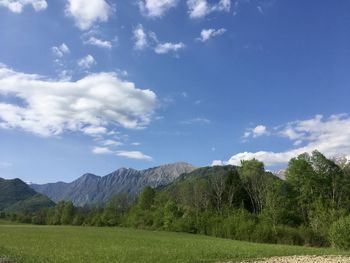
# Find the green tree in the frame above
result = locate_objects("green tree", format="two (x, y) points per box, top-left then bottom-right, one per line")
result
(138, 187), (156, 210)
(61, 201), (74, 225)
(239, 159), (267, 213)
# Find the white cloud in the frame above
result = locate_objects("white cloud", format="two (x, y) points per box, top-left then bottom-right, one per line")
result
(215, 114), (350, 166)
(0, 64), (158, 137)
(0, 0), (47, 13)
(117, 151), (152, 161)
(138, 0), (178, 17)
(77, 54), (96, 69)
(92, 146), (112, 154)
(65, 0), (112, 30)
(101, 139), (123, 146)
(52, 43), (70, 58)
(133, 24), (185, 55)
(243, 125), (268, 139)
(131, 142), (141, 146)
(82, 126), (107, 135)
(84, 36), (112, 49)
(133, 24), (148, 50)
(252, 125), (267, 137)
(198, 28), (226, 42)
(155, 42), (185, 54)
(187, 0), (230, 19)
(181, 118), (211, 125)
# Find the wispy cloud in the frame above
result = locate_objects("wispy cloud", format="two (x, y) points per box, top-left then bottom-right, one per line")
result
(197, 28), (226, 42)
(154, 42), (185, 54)
(187, 0), (230, 19)
(77, 54), (96, 69)
(181, 118), (211, 125)
(52, 43), (70, 58)
(84, 36), (112, 49)
(133, 24), (148, 50)
(133, 24), (185, 55)
(116, 150), (153, 161)
(102, 139), (123, 146)
(92, 146), (112, 154)
(138, 0), (179, 17)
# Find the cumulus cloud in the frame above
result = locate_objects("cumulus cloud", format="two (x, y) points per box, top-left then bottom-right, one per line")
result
(65, 0), (112, 30)
(0, 0), (47, 13)
(116, 150), (152, 161)
(133, 24), (148, 50)
(244, 125), (268, 138)
(198, 28), (226, 42)
(52, 43), (70, 58)
(77, 54), (96, 69)
(154, 42), (185, 54)
(0, 64), (158, 137)
(187, 0), (230, 19)
(84, 36), (112, 49)
(92, 146), (112, 154)
(214, 114), (350, 166)
(138, 0), (178, 17)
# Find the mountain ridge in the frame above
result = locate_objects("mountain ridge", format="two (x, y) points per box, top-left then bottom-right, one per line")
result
(31, 162), (195, 206)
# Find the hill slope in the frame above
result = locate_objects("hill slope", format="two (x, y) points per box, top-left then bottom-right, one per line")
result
(31, 162), (195, 206)
(0, 177), (55, 212)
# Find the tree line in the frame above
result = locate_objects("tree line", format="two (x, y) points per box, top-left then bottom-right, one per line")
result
(2, 150), (350, 249)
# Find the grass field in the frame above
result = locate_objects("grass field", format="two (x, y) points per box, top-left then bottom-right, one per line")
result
(0, 223), (349, 263)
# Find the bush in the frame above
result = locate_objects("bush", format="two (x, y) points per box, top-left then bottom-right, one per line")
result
(329, 216), (350, 249)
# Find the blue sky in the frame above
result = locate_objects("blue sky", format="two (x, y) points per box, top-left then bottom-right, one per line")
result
(0, 0), (350, 183)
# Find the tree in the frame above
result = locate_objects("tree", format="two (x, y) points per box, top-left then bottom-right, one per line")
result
(211, 173), (226, 213)
(138, 187), (156, 210)
(285, 153), (317, 223)
(239, 159), (267, 213)
(102, 201), (118, 226)
(193, 179), (210, 212)
(224, 169), (241, 209)
(61, 201), (74, 225)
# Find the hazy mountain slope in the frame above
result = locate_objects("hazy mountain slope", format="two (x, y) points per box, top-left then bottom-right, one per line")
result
(31, 162), (195, 206)
(0, 177), (55, 212)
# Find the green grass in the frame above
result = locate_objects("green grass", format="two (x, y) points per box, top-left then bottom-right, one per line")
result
(0, 224), (349, 263)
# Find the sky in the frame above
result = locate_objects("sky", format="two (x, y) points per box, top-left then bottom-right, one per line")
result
(0, 0), (350, 184)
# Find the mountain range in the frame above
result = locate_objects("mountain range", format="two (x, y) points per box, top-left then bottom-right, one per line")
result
(31, 162), (195, 206)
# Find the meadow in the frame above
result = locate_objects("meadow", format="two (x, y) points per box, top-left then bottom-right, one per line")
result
(0, 222), (349, 263)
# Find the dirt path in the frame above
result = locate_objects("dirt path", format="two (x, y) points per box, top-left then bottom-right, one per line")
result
(237, 256), (350, 263)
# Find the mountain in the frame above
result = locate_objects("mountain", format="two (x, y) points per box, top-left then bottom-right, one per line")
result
(0, 177), (55, 212)
(31, 162), (195, 206)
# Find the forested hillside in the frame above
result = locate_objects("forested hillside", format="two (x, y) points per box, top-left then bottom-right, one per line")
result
(0, 178), (55, 213)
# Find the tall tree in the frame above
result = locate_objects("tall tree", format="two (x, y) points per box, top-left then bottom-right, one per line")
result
(239, 159), (266, 213)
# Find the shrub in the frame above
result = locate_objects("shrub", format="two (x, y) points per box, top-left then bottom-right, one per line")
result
(329, 216), (350, 249)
